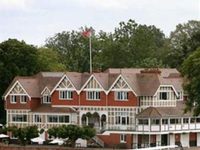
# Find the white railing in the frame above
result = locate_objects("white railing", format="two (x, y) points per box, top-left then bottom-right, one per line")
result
(136, 123), (200, 132)
(107, 124), (135, 131)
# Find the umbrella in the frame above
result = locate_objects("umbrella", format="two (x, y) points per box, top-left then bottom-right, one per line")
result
(0, 134), (9, 138)
(31, 137), (45, 144)
(50, 138), (64, 145)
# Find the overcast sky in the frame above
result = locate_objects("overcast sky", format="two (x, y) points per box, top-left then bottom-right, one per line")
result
(0, 0), (199, 46)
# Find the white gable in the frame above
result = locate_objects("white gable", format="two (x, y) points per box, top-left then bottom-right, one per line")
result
(79, 75), (104, 93)
(4, 81), (30, 99)
(41, 87), (50, 95)
(56, 76), (75, 90)
(85, 77), (102, 89)
(10, 82), (26, 94)
(111, 76), (130, 91)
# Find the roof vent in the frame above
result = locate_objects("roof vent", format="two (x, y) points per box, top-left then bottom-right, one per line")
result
(140, 68), (161, 74)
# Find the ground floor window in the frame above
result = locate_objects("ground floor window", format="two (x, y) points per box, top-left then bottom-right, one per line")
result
(34, 115), (42, 122)
(47, 115), (70, 123)
(12, 114), (27, 122)
(120, 134), (126, 143)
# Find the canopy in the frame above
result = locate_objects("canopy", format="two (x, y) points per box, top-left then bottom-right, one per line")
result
(49, 138), (64, 145)
(0, 134), (9, 138)
(31, 137), (45, 144)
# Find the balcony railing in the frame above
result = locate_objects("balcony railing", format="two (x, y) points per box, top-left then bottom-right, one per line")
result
(136, 123), (200, 132)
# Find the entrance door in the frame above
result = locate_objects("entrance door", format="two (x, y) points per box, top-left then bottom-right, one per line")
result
(190, 133), (197, 147)
(161, 134), (168, 146)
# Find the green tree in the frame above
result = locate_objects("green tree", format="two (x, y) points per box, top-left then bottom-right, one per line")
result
(8, 126), (39, 145)
(48, 125), (95, 147)
(182, 48), (200, 115)
(46, 29), (99, 72)
(82, 126), (96, 140)
(0, 39), (39, 124)
(94, 20), (167, 70)
(48, 126), (60, 138)
(45, 20), (167, 72)
(37, 47), (66, 71)
(167, 20), (200, 68)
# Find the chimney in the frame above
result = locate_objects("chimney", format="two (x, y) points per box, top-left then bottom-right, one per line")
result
(140, 68), (161, 74)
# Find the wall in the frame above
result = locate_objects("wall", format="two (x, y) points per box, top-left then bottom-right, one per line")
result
(51, 91), (79, 106)
(79, 91), (106, 106)
(170, 134), (175, 145)
(98, 133), (133, 149)
(5, 95), (31, 109)
(181, 133), (189, 147)
(107, 91), (138, 107)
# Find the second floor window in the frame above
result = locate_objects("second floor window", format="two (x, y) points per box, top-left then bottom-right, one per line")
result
(43, 95), (51, 103)
(115, 91), (128, 100)
(10, 95), (17, 103)
(59, 91), (73, 100)
(20, 95), (27, 103)
(87, 91), (100, 100)
(159, 92), (168, 100)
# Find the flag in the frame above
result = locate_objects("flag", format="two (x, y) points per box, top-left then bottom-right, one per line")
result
(82, 29), (92, 38)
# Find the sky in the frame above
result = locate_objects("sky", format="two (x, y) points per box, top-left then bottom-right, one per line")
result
(0, 0), (199, 46)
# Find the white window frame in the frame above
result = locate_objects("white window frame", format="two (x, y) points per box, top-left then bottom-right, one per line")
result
(20, 95), (27, 104)
(159, 92), (168, 100)
(12, 114), (27, 123)
(86, 91), (100, 100)
(10, 95), (17, 104)
(120, 134), (126, 143)
(177, 91), (183, 101)
(43, 95), (51, 104)
(47, 115), (70, 123)
(34, 115), (42, 123)
(59, 90), (73, 100)
(115, 91), (128, 101)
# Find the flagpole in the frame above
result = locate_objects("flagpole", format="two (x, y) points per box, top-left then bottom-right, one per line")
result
(89, 33), (92, 73)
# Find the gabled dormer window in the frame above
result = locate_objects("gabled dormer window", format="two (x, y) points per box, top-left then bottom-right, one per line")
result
(59, 91), (73, 100)
(20, 95), (27, 103)
(43, 95), (51, 103)
(10, 95), (17, 103)
(87, 91), (100, 100)
(115, 91), (128, 100)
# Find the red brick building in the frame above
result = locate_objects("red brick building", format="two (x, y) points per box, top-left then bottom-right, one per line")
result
(3, 68), (199, 148)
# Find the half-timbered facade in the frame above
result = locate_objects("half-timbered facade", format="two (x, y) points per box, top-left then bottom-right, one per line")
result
(3, 68), (197, 148)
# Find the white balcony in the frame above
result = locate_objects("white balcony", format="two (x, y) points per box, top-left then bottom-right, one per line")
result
(136, 122), (200, 132)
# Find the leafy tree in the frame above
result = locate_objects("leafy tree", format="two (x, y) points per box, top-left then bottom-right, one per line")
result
(48, 126), (60, 138)
(64, 124), (83, 147)
(0, 39), (39, 124)
(182, 48), (200, 115)
(8, 126), (39, 145)
(48, 125), (95, 147)
(45, 20), (167, 72)
(82, 126), (96, 140)
(96, 20), (167, 70)
(46, 29), (99, 72)
(135, 58), (166, 68)
(167, 20), (200, 68)
(37, 47), (66, 71)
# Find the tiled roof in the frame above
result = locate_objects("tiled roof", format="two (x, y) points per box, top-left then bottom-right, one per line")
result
(31, 104), (76, 113)
(3, 68), (183, 98)
(136, 101), (193, 118)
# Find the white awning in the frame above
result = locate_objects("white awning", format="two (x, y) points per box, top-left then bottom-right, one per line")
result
(0, 134), (9, 138)
(31, 137), (45, 144)
(49, 138), (64, 145)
